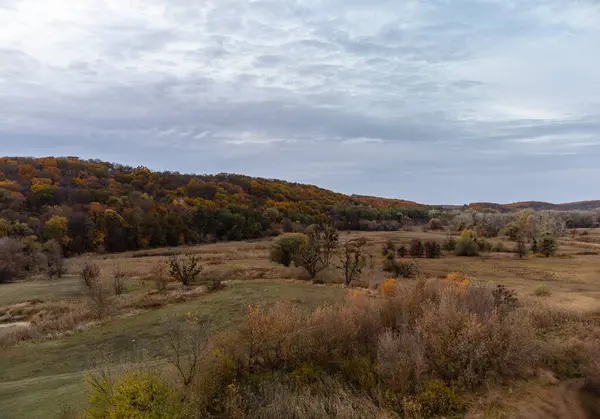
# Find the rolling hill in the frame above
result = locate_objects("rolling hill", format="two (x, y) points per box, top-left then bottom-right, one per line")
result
(0, 156), (429, 254)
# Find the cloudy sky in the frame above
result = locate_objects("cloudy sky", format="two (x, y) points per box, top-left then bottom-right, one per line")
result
(1, 0), (599, 204)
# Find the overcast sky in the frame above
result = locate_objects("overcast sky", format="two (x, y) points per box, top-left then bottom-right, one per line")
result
(1, 0), (599, 204)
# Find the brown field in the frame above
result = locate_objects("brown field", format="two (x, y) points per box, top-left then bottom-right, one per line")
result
(1, 229), (600, 418)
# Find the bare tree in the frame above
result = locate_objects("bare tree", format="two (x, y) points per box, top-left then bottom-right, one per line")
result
(164, 314), (211, 388)
(111, 260), (126, 295)
(152, 260), (169, 291)
(514, 235), (527, 259)
(81, 261), (108, 318)
(169, 254), (203, 286)
(82, 260), (101, 289)
(336, 238), (366, 287)
(43, 239), (65, 279)
(321, 225), (339, 268)
(295, 225), (339, 279)
(0, 238), (26, 283)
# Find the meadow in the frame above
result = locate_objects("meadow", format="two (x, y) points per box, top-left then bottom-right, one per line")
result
(1, 229), (600, 418)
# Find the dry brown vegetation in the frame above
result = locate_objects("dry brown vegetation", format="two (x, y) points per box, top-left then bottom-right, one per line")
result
(82, 277), (600, 418)
(2, 229), (600, 418)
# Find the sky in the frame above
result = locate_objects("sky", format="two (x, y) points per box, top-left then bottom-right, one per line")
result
(1, 0), (600, 205)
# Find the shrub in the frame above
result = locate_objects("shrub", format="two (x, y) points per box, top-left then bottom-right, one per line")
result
(152, 261), (169, 291)
(22, 238), (46, 274)
(539, 233), (557, 257)
(475, 221), (499, 238)
(0, 237), (26, 283)
(377, 330), (427, 400)
(455, 230), (479, 256)
(539, 338), (586, 379)
(429, 218), (443, 230)
(533, 285), (551, 297)
(269, 233), (307, 267)
(442, 235), (457, 252)
(384, 259), (419, 279)
(203, 271), (225, 292)
(81, 260), (108, 319)
(397, 244), (407, 258)
(514, 236), (527, 258)
(409, 239), (424, 258)
(414, 379), (465, 417)
(423, 241), (441, 258)
(477, 238), (492, 252)
(169, 254), (203, 286)
(82, 261), (101, 289)
(530, 238), (539, 254)
(340, 356), (377, 390)
(382, 239), (395, 257)
(43, 239), (65, 279)
(195, 279), (543, 416)
(417, 286), (536, 388)
(492, 285), (519, 313)
(85, 369), (182, 419)
(446, 272), (471, 287)
(381, 279), (397, 297)
(455, 237), (478, 256)
(503, 222), (522, 241)
(192, 350), (237, 416)
(89, 278), (109, 320)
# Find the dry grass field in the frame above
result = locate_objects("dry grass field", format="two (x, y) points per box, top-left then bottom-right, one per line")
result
(1, 229), (600, 418)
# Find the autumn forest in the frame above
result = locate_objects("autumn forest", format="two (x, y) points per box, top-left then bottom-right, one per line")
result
(0, 156), (430, 255)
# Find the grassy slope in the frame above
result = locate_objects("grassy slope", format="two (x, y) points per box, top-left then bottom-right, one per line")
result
(0, 281), (346, 419)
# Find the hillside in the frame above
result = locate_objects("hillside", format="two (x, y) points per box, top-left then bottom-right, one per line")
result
(0, 156), (429, 254)
(469, 201), (600, 212)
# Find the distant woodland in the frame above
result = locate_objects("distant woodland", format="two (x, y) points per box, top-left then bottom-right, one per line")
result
(0, 157), (429, 254)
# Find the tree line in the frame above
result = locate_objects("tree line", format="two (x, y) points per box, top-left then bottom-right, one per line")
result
(0, 156), (430, 255)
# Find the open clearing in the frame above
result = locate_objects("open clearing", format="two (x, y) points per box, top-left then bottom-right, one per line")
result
(1, 230), (600, 418)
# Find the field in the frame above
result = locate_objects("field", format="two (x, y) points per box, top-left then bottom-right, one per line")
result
(1, 230), (600, 418)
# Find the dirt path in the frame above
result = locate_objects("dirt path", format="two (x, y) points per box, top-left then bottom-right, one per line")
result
(553, 379), (588, 419)
(490, 378), (592, 419)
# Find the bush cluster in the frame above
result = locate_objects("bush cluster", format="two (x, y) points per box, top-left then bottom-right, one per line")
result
(455, 229), (480, 256)
(383, 258), (419, 279)
(0, 237), (65, 283)
(187, 279), (538, 416)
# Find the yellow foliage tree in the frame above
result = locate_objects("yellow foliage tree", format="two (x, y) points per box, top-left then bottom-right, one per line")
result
(43, 216), (71, 248)
(30, 177), (54, 194)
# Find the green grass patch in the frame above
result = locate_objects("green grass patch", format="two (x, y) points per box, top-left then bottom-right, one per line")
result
(0, 278), (86, 307)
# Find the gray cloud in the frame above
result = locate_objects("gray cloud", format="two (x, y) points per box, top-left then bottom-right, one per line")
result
(1, 0), (600, 204)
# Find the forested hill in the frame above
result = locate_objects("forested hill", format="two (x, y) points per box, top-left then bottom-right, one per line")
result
(468, 201), (600, 212)
(0, 156), (429, 254)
